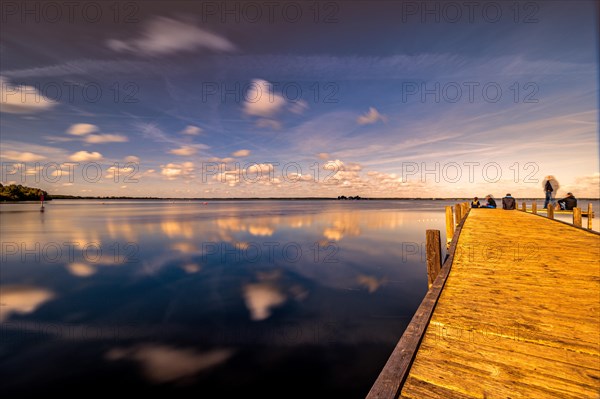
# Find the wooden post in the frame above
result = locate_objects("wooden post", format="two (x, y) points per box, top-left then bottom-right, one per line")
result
(547, 205), (554, 220)
(521, 202), (526, 212)
(532, 202), (537, 214)
(454, 203), (462, 226)
(426, 230), (442, 289)
(573, 208), (582, 228)
(588, 203), (593, 230)
(445, 206), (454, 244)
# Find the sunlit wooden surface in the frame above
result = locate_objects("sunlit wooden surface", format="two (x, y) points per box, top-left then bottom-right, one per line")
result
(400, 209), (600, 398)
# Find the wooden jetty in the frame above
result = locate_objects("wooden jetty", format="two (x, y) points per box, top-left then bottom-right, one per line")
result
(368, 203), (600, 398)
(525, 209), (594, 217)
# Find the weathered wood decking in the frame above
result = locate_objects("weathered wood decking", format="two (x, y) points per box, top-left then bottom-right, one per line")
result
(369, 208), (600, 398)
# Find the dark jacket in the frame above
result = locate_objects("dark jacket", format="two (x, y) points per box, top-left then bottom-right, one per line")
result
(558, 196), (577, 210)
(502, 196), (516, 210)
(471, 200), (480, 208)
(486, 198), (497, 208)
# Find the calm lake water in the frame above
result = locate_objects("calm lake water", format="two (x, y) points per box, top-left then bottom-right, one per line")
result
(0, 199), (597, 396)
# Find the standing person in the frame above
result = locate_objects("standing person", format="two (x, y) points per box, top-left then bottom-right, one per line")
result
(483, 195), (497, 208)
(471, 197), (480, 208)
(542, 175), (559, 209)
(558, 192), (577, 210)
(502, 193), (516, 210)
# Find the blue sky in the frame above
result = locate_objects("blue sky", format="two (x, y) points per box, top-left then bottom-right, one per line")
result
(1, 1), (598, 198)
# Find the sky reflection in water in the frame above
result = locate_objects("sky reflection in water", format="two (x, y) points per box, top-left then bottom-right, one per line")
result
(1, 200), (451, 396)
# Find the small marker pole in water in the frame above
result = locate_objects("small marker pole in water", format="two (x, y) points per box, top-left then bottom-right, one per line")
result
(40, 194), (45, 212)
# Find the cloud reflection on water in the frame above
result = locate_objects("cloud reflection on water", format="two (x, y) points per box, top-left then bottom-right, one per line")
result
(106, 344), (234, 383)
(0, 285), (55, 322)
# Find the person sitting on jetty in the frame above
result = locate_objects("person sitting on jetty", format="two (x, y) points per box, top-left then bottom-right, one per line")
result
(558, 192), (577, 210)
(471, 197), (480, 208)
(502, 193), (516, 210)
(482, 195), (496, 208)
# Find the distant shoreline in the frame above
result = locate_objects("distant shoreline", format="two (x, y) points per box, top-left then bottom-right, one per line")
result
(3, 197), (600, 202)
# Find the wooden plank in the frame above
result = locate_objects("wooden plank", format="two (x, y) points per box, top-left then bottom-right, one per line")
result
(454, 204), (462, 226)
(573, 207), (582, 227)
(426, 230), (442, 288)
(461, 202), (469, 218)
(395, 208), (600, 399)
(588, 203), (594, 230)
(445, 206), (454, 244)
(532, 201), (537, 214)
(525, 209), (594, 217)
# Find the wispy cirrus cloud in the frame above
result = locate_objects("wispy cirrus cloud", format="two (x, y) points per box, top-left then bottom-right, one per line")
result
(137, 123), (209, 153)
(107, 17), (236, 56)
(1, 151), (47, 162)
(1, 141), (70, 163)
(357, 107), (387, 125)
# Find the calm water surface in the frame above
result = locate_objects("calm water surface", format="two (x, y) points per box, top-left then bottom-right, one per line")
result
(0, 199), (596, 396)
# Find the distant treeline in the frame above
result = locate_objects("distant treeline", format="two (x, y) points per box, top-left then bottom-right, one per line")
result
(0, 184), (50, 201)
(50, 194), (162, 199)
(337, 195), (362, 200)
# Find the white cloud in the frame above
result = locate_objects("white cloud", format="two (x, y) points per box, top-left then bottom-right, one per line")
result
(181, 125), (202, 135)
(85, 134), (128, 144)
(231, 149), (250, 157)
(67, 123), (98, 136)
(0, 76), (57, 114)
(106, 17), (236, 56)
(247, 163), (274, 173)
(160, 162), (195, 180)
(320, 160), (367, 189)
(357, 107), (387, 125)
(169, 146), (197, 156)
(124, 155), (140, 163)
(211, 163), (275, 187)
(65, 124), (127, 143)
(243, 79), (286, 118)
(105, 164), (136, 180)
(2, 151), (46, 162)
(207, 156), (235, 164)
(69, 151), (103, 162)
(317, 152), (331, 160)
(255, 118), (282, 130)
